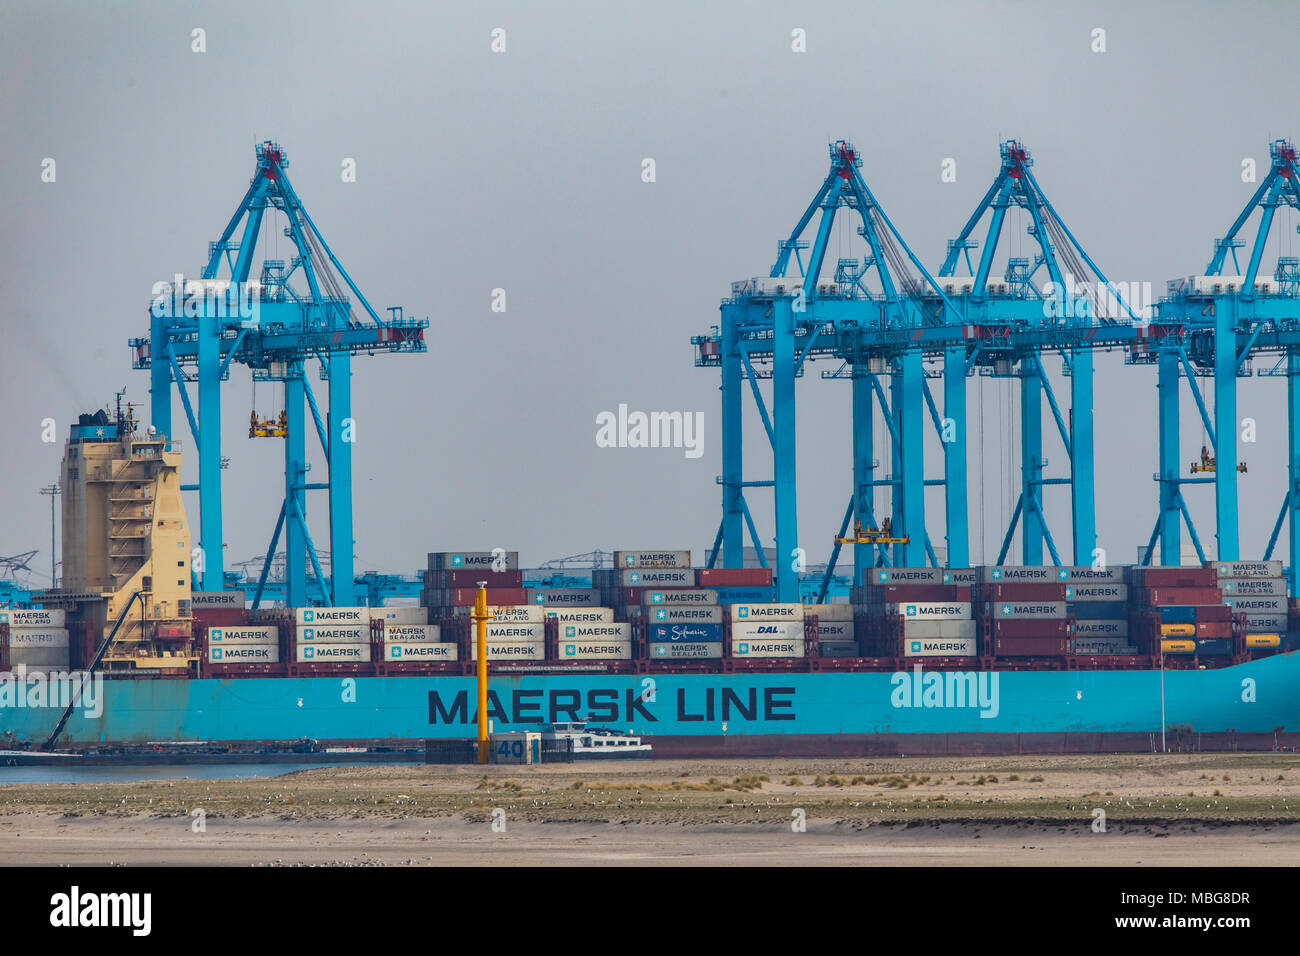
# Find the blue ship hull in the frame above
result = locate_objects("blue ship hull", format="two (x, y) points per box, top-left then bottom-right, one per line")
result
(3, 653), (1297, 754)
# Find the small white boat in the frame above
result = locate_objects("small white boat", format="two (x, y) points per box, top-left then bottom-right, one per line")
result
(540, 720), (652, 757)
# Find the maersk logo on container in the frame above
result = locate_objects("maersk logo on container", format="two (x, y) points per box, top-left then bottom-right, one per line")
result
(595, 404), (703, 459)
(297, 607), (365, 625)
(891, 664), (999, 718)
(988, 567), (1066, 582)
(732, 604), (802, 620)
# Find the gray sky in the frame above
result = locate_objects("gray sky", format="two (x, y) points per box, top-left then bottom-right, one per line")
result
(1, 0), (1297, 584)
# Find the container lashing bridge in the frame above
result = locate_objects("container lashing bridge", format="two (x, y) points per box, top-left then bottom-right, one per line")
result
(130, 142), (428, 608)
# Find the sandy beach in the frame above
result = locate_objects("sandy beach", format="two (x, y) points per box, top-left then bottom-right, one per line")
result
(1, 753), (1297, 865)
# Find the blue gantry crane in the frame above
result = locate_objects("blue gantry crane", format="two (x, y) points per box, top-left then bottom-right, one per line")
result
(931, 141), (1140, 568)
(1140, 139), (1300, 587)
(694, 141), (967, 601)
(130, 142), (427, 609)
(694, 141), (1142, 600)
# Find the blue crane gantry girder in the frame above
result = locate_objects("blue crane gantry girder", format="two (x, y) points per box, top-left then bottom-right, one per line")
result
(128, 141), (428, 609)
(692, 140), (1139, 602)
(1140, 139), (1300, 588)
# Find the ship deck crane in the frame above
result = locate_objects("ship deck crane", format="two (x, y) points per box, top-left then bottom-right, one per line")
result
(130, 142), (428, 608)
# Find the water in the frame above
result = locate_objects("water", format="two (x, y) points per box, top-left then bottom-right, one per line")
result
(0, 762), (356, 785)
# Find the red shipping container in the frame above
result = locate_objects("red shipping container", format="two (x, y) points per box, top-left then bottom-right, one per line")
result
(1195, 621), (1233, 638)
(988, 619), (1070, 638)
(995, 637), (1068, 656)
(863, 585), (970, 603)
(1136, 567), (1216, 588)
(979, 582), (1068, 601)
(440, 587), (528, 606)
(695, 568), (773, 588)
(193, 609), (250, 627)
(1145, 587), (1223, 606)
(431, 567), (522, 590)
(1193, 604), (1232, 622)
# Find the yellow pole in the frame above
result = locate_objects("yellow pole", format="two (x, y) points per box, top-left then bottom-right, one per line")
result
(472, 582), (492, 764)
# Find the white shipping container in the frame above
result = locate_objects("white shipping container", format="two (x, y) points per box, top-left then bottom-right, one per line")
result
(1243, 613), (1288, 630)
(620, 569), (693, 587)
(5, 647), (71, 668)
(384, 623), (442, 643)
(468, 641), (545, 661)
(190, 591), (246, 609)
(649, 642), (722, 659)
(1225, 596), (1285, 613)
(942, 569), (977, 585)
(542, 607), (615, 624)
(1072, 619), (1129, 637)
(727, 603), (804, 621)
(731, 620), (804, 642)
(207, 625), (278, 645)
(870, 567), (945, 585)
(900, 619), (978, 639)
(1065, 583), (1128, 602)
(298, 624), (369, 643)
(485, 621), (545, 641)
(994, 601), (1067, 619)
(1220, 578), (1287, 596)
(527, 589), (601, 606)
(6, 628), (70, 647)
(1057, 566), (1125, 584)
(369, 606), (427, 625)
(615, 550), (692, 569)
(887, 602), (972, 621)
(0, 608), (66, 627)
(295, 606), (368, 626)
(802, 603), (854, 621)
(643, 589), (719, 605)
(731, 636), (805, 658)
(902, 636), (978, 657)
(558, 640), (633, 660)
(646, 605), (723, 624)
(450, 604), (547, 623)
(1071, 639), (1136, 656)
(384, 642), (458, 662)
(430, 551), (519, 571)
(814, 620), (855, 641)
(296, 643), (370, 662)
(558, 622), (632, 641)
(209, 644), (279, 663)
(981, 566), (1067, 583)
(1210, 560), (1283, 578)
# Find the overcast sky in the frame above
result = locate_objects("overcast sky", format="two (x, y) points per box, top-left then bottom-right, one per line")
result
(1, 0), (1297, 585)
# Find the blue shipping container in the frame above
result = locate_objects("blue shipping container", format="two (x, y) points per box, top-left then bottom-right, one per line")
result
(1160, 606), (1198, 625)
(647, 622), (724, 643)
(715, 587), (772, 604)
(1067, 600), (1127, 620)
(1195, 638), (1233, 655)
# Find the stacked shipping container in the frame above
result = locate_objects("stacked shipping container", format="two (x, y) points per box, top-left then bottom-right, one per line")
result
(852, 567), (978, 659)
(0, 608), (70, 672)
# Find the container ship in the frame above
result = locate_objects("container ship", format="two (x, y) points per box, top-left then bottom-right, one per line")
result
(1, 404), (1298, 757)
